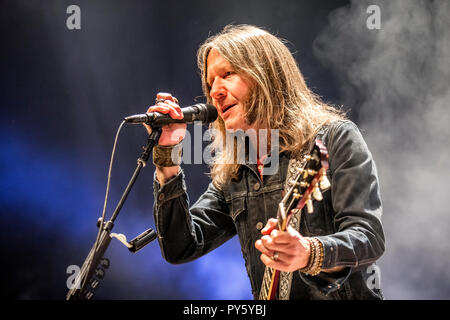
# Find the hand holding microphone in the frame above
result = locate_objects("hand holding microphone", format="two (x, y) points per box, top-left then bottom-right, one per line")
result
(142, 93), (187, 146)
(125, 92), (218, 146)
(126, 92), (217, 185)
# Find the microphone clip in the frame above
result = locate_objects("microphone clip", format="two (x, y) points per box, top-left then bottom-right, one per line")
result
(96, 218), (158, 253)
(109, 228), (157, 253)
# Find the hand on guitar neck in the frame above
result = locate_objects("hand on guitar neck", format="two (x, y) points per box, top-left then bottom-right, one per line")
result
(255, 218), (344, 273)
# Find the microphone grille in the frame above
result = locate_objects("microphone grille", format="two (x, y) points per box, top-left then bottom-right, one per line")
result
(197, 103), (218, 123)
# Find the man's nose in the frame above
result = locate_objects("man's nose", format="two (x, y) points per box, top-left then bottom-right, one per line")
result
(210, 79), (226, 101)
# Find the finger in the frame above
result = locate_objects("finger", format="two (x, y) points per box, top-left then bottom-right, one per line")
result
(156, 92), (179, 105)
(146, 105), (171, 114)
(255, 239), (275, 257)
(259, 253), (289, 271)
(260, 235), (285, 251)
(163, 100), (183, 119)
(148, 104), (182, 120)
(261, 218), (278, 235)
(261, 235), (296, 258)
(270, 229), (294, 245)
(152, 100), (183, 119)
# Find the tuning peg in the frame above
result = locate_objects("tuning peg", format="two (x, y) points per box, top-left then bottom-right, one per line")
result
(94, 268), (105, 279)
(99, 257), (110, 269)
(303, 169), (309, 179)
(90, 279), (100, 290)
(292, 188), (301, 199)
(306, 197), (314, 214)
(313, 186), (323, 201)
(319, 171), (331, 190)
(84, 291), (94, 300)
(297, 181), (309, 188)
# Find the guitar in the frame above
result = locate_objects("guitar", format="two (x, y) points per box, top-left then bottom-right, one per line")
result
(258, 139), (331, 300)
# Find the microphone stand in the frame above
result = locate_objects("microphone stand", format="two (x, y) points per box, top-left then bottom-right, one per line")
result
(66, 127), (162, 300)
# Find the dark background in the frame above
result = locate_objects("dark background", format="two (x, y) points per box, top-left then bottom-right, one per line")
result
(2, 0), (449, 300)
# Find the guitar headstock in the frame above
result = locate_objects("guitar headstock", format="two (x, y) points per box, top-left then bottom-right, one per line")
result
(278, 139), (330, 229)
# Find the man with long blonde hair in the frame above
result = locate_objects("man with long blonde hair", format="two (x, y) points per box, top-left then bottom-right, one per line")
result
(145, 25), (385, 299)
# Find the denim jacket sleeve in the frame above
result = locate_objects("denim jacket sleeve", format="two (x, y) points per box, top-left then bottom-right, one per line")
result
(299, 120), (385, 293)
(153, 170), (236, 264)
(318, 120), (385, 267)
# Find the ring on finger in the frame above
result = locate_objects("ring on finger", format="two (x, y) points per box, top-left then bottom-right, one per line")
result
(271, 251), (279, 261)
(155, 98), (166, 104)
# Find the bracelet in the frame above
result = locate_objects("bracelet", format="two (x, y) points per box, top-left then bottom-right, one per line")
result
(152, 142), (183, 167)
(309, 238), (324, 276)
(299, 237), (324, 276)
(299, 238), (315, 273)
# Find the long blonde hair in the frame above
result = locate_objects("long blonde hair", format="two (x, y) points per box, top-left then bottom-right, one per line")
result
(197, 25), (345, 188)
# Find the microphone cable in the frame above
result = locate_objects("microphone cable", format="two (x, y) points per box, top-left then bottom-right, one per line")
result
(77, 120), (126, 294)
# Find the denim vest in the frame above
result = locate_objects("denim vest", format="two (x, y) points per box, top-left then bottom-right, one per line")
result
(153, 120), (385, 299)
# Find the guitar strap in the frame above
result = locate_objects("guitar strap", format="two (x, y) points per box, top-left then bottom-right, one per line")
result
(278, 157), (305, 300)
(278, 125), (329, 300)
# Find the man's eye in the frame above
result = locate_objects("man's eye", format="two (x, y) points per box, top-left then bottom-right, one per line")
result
(225, 71), (234, 77)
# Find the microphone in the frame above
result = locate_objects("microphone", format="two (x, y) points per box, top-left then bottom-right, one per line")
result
(124, 103), (218, 127)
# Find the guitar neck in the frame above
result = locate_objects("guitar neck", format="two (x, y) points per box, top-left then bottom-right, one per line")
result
(257, 139), (330, 300)
(259, 266), (276, 300)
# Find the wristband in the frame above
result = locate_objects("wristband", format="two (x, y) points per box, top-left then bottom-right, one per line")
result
(152, 142), (183, 167)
